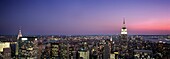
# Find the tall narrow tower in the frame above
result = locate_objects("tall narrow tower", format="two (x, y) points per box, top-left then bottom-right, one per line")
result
(16, 27), (22, 57)
(121, 18), (127, 40)
(17, 27), (22, 40)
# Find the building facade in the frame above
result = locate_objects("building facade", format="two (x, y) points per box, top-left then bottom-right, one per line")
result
(18, 37), (38, 59)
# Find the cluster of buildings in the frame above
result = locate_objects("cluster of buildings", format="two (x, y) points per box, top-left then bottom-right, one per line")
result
(0, 19), (170, 59)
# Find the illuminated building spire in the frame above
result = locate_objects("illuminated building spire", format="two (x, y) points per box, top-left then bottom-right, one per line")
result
(123, 18), (125, 24)
(123, 18), (126, 27)
(121, 18), (127, 35)
(17, 27), (22, 39)
(16, 27), (22, 57)
(110, 36), (113, 41)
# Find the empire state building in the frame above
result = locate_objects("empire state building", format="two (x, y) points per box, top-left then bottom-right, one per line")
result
(121, 18), (128, 40)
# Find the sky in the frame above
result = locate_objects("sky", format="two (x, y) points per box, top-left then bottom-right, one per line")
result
(0, 0), (170, 35)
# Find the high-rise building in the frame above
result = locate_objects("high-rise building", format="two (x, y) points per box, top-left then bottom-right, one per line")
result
(0, 42), (10, 52)
(79, 50), (89, 59)
(18, 37), (38, 59)
(50, 43), (59, 59)
(16, 28), (22, 57)
(120, 18), (128, 40)
(119, 18), (129, 58)
(3, 48), (11, 59)
(103, 43), (110, 59)
(79, 42), (90, 59)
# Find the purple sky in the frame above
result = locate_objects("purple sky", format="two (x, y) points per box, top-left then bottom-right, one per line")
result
(0, 0), (170, 35)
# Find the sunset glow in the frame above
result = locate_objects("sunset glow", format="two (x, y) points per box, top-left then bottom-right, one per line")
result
(0, 0), (170, 35)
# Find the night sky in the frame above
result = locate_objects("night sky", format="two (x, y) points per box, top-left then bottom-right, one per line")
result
(0, 0), (170, 35)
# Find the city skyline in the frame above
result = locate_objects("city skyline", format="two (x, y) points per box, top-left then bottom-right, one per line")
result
(0, 0), (170, 35)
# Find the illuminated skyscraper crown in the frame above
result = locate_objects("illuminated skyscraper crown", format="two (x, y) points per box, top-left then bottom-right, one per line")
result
(121, 18), (127, 34)
(122, 18), (126, 29)
(17, 27), (22, 39)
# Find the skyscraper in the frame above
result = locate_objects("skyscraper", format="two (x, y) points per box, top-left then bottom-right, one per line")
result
(16, 27), (22, 58)
(120, 18), (128, 40)
(17, 27), (22, 40)
(18, 37), (38, 59)
(119, 18), (129, 58)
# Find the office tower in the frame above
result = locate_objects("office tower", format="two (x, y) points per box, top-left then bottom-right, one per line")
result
(79, 42), (89, 59)
(60, 43), (68, 59)
(16, 28), (22, 57)
(119, 18), (129, 59)
(91, 50), (98, 59)
(50, 42), (59, 59)
(120, 18), (128, 41)
(103, 42), (110, 59)
(18, 37), (38, 59)
(10, 43), (16, 58)
(0, 42), (10, 52)
(110, 41), (119, 59)
(0, 42), (11, 59)
(69, 46), (74, 59)
(79, 50), (89, 59)
(3, 48), (11, 59)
